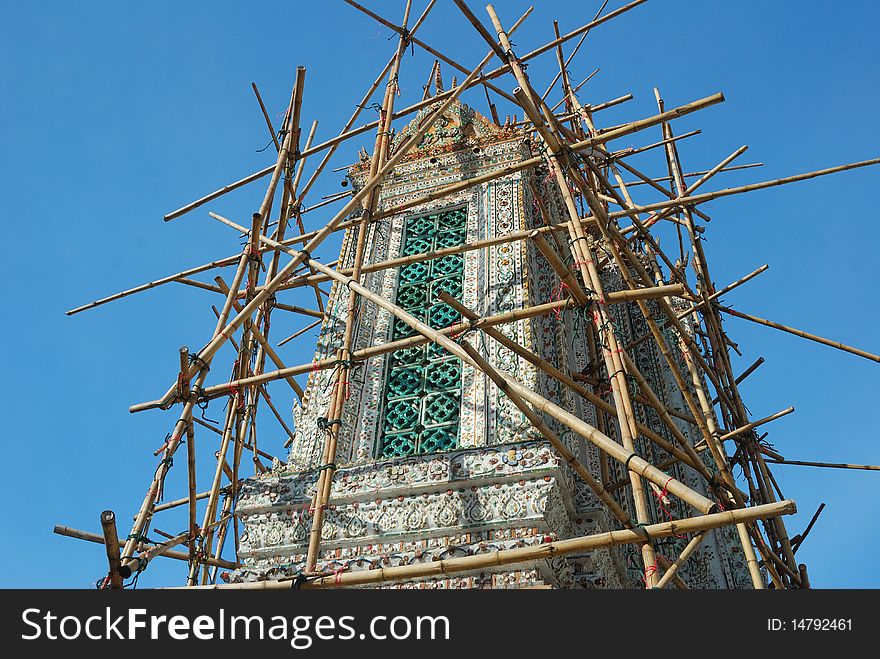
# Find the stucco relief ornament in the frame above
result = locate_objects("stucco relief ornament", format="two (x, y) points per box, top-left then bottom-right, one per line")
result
(466, 498), (489, 523)
(345, 516), (367, 539)
(404, 506), (427, 531)
(435, 500), (458, 527)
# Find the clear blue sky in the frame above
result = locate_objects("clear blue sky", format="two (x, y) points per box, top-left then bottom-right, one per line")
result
(1, 1), (878, 588)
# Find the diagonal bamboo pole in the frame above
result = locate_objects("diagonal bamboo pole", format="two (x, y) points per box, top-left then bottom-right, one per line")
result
(215, 216), (717, 515)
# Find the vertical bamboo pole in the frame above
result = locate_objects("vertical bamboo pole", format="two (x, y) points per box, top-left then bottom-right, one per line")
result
(100, 510), (123, 589)
(305, 0), (415, 573)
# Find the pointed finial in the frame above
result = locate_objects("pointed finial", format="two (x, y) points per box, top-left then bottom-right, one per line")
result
(434, 63), (445, 94)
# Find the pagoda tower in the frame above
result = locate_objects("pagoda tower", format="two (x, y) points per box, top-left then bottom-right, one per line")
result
(232, 98), (751, 589)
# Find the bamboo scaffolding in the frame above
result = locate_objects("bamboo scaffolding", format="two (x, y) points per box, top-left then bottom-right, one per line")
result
(215, 213), (718, 517)
(484, 3), (660, 584)
(61, 1), (879, 592)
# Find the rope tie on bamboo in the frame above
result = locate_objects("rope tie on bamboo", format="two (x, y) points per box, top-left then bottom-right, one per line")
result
(357, 102), (383, 116)
(449, 317), (480, 342)
(332, 358), (361, 370)
(196, 394), (218, 424)
(154, 456), (173, 501)
(262, 293), (277, 314)
(390, 27), (414, 56)
(246, 243), (262, 263)
(316, 462), (337, 473)
(624, 452), (639, 473)
(316, 417), (342, 433)
(188, 353), (210, 372)
(226, 383), (244, 411)
(308, 502), (328, 515)
(651, 476), (686, 537)
(550, 282), (574, 320)
(127, 532), (153, 545)
(255, 128), (287, 153)
(153, 432), (174, 456)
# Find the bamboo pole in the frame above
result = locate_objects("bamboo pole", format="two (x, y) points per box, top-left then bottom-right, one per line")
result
(491, 10), (659, 583)
(305, 0), (416, 574)
(716, 406), (795, 443)
(766, 459), (880, 471)
(54, 525), (239, 570)
(654, 532), (706, 589)
(150, 489), (213, 515)
(717, 304), (880, 363)
(277, 319), (322, 346)
(610, 158), (880, 224)
(99, 510), (123, 589)
(179, 347), (198, 566)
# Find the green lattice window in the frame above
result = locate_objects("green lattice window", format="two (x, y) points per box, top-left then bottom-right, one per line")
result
(378, 207), (467, 459)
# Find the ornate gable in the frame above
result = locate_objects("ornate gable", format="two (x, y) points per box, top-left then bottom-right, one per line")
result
(395, 98), (517, 157)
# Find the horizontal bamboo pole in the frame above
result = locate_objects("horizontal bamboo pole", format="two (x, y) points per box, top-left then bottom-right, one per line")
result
(615, 162), (761, 190)
(180, 500), (795, 589)
(181, 275), (325, 319)
(53, 525), (239, 570)
(132, 298), (575, 410)
(765, 459), (880, 471)
(150, 489), (213, 515)
(717, 304), (880, 363)
(182, 284), (681, 407)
